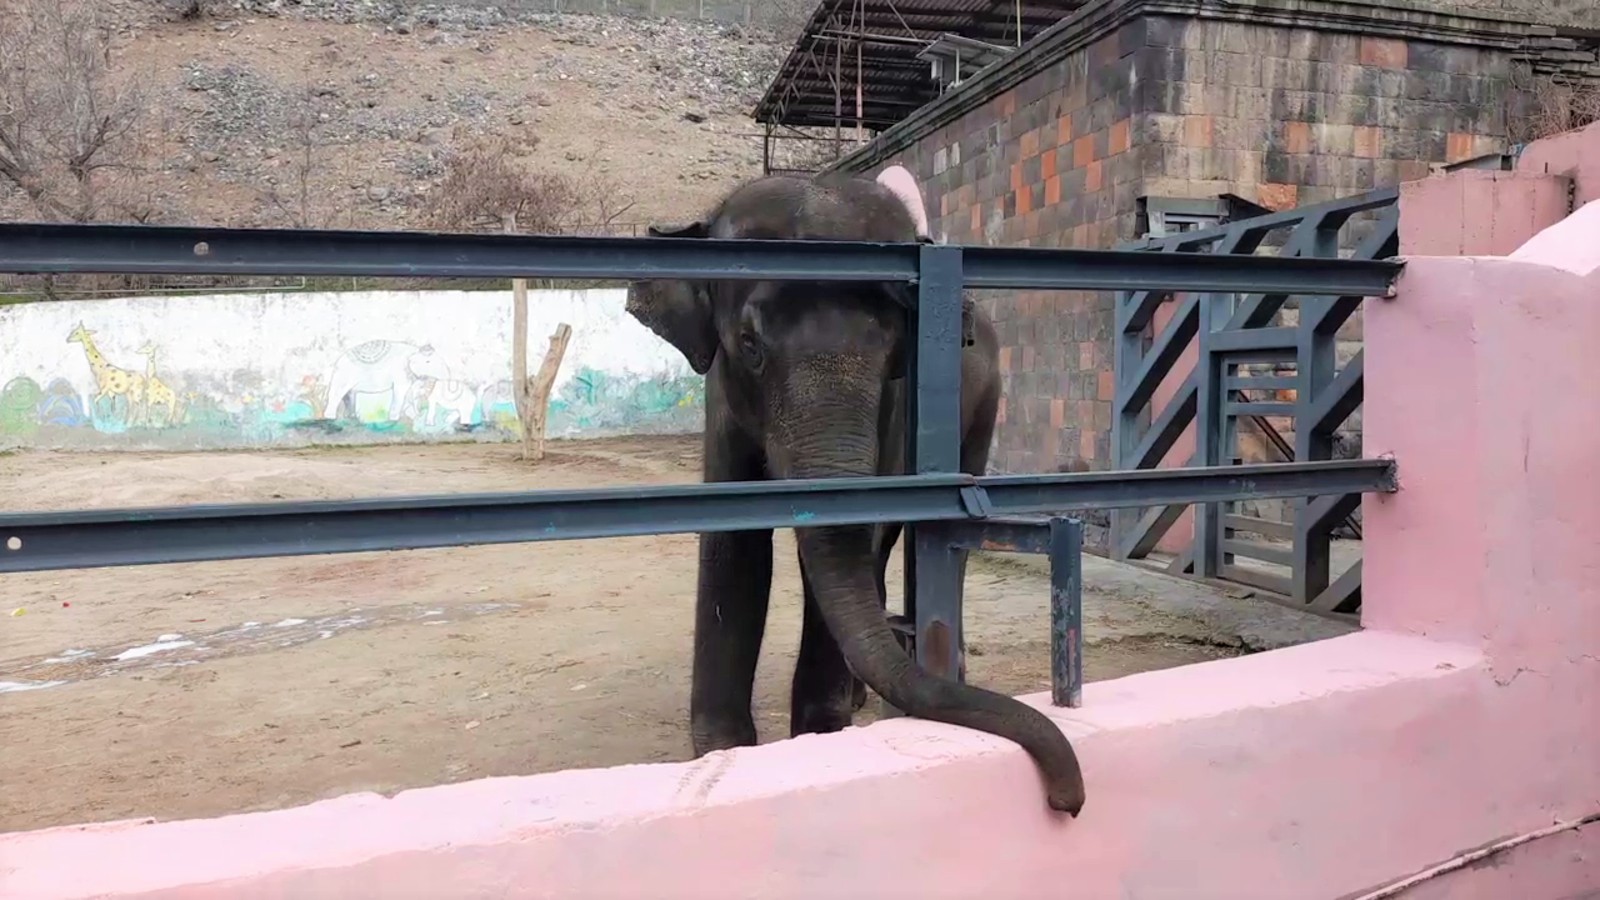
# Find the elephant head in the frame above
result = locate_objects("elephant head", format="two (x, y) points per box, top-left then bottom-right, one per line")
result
(626, 172), (1085, 815)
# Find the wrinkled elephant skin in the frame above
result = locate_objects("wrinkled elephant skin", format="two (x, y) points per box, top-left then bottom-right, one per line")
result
(625, 172), (1085, 816)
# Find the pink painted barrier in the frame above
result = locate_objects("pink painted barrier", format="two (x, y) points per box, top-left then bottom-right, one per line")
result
(1516, 118), (1600, 207)
(5, 240), (1600, 900)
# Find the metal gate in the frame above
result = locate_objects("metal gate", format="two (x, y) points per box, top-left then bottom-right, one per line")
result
(1110, 187), (1400, 618)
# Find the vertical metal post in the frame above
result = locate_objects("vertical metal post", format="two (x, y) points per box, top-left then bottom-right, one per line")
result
(1048, 516), (1084, 708)
(1192, 291), (1224, 578)
(1293, 223), (1342, 602)
(1109, 288), (1137, 559)
(910, 243), (966, 683)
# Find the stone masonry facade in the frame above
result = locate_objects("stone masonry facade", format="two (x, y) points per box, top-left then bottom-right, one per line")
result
(834, 0), (1586, 479)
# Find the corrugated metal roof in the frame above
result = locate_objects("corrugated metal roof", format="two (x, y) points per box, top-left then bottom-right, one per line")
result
(753, 0), (1085, 130)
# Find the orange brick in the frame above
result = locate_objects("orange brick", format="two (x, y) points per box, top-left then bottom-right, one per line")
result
(1050, 397), (1065, 429)
(1057, 117), (1074, 147)
(1109, 117), (1131, 155)
(1041, 147), (1057, 176)
(1285, 121), (1312, 154)
(1359, 37), (1407, 69)
(1017, 187), (1033, 216)
(1045, 175), (1063, 205)
(1071, 223), (1090, 247)
(1184, 115), (1214, 148)
(1258, 182), (1299, 210)
(1354, 126), (1382, 158)
(999, 90), (1018, 117)
(1073, 135), (1095, 168)
(999, 346), (1013, 373)
(1010, 163), (1024, 192)
(1085, 161), (1103, 192)
(970, 204), (982, 234)
(1021, 128), (1040, 160)
(1097, 369), (1115, 402)
(995, 395), (1007, 426)
(1446, 131), (1474, 163)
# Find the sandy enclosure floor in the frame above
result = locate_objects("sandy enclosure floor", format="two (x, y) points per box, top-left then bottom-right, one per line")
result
(0, 437), (1241, 832)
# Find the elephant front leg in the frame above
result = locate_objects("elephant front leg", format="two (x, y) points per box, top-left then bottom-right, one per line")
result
(690, 527), (773, 754)
(790, 559), (858, 736)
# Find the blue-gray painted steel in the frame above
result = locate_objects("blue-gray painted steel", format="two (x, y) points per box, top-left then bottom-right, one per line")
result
(0, 461), (1397, 574)
(1050, 517), (1084, 709)
(910, 244), (967, 682)
(0, 222), (1403, 295)
(1111, 186), (1401, 614)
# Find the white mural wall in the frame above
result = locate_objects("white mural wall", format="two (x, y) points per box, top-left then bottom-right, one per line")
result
(0, 288), (703, 450)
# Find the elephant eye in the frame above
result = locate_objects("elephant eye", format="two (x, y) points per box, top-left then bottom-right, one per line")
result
(738, 332), (765, 369)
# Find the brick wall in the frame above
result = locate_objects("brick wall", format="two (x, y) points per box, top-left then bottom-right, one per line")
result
(840, 6), (1538, 482)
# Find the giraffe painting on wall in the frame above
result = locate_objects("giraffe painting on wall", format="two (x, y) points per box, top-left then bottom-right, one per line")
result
(67, 322), (146, 431)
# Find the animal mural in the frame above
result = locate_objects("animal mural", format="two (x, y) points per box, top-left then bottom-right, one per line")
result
(321, 339), (452, 425)
(67, 321), (146, 431)
(0, 377), (44, 438)
(135, 342), (185, 428)
(3, 307), (705, 447)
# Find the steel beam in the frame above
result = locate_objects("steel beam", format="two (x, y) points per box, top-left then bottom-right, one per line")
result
(0, 461), (1397, 574)
(0, 223), (1404, 296)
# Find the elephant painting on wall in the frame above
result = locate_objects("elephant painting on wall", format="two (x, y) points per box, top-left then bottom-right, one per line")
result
(625, 169), (1086, 815)
(321, 339), (451, 422)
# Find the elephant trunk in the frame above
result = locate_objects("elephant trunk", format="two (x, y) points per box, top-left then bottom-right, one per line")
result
(772, 358), (1086, 815)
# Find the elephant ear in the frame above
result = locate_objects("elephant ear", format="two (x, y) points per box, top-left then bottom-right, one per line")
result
(627, 220), (718, 375)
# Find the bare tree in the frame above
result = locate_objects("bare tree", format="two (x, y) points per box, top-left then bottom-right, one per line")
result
(1507, 64), (1600, 145)
(424, 131), (633, 462)
(260, 82), (328, 228)
(0, 0), (153, 223)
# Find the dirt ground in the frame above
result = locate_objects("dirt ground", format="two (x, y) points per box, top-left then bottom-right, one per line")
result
(0, 436), (1254, 833)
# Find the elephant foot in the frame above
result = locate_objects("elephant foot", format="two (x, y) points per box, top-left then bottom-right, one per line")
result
(690, 716), (758, 756)
(791, 701), (854, 738)
(850, 678), (869, 712)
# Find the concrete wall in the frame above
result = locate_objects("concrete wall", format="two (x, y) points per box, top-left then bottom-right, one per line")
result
(1399, 118), (1600, 256)
(0, 288), (703, 451)
(2, 210), (1597, 900)
(833, 0), (1575, 477)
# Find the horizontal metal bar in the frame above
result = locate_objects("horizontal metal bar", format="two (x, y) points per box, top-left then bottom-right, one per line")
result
(1224, 514), (1295, 540)
(945, 516), (1052, 553)
(1221, 538), (1295, 567)
(1226, 375), (1298, 392)
(1211, 327), (1299, 354)
(1219, 563), (1294, 597)
(0, 223), (1404, 295)
(1227, 401), (1297, 417)
(0, 461), (1397, 574)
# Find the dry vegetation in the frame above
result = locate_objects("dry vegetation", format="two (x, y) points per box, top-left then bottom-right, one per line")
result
(1508, 63), (1600, 145)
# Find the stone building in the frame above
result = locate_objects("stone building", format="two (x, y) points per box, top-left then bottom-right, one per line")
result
(756, 0), (1599, 476)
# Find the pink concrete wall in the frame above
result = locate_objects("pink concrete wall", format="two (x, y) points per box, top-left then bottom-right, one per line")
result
(1516, 118), (1600, 207)
(1400, 118), (1600, 258)
(1398, 170), (1572, 257)
(5, 234), (1600, 899)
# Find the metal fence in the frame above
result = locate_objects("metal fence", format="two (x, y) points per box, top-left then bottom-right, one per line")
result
(0, 222), (1403, 707)
(1110, 188), (1400, 618)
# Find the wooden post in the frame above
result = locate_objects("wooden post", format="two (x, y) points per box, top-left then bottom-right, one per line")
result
(506, 214), (534, 459)
(525, 323), (573, 462)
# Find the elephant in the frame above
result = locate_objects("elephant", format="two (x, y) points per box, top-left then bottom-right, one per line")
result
(625, 170), (1086, 815)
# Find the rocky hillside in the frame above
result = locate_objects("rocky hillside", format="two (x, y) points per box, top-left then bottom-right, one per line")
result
(5, 0), (794, 233)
